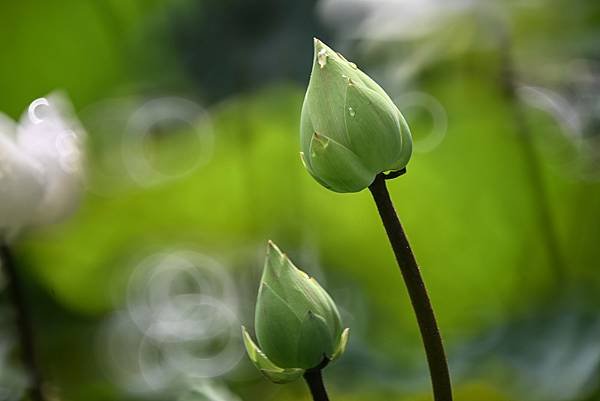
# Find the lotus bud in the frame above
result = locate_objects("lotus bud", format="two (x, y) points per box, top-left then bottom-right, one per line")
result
(242, 241), (349, 384)
(300, 38), (412, 193)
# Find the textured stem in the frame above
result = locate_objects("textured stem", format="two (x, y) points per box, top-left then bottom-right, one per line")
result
(0, 244), (46, 401)
(303, 367), (330, 401)
(368, 173), (453, 401)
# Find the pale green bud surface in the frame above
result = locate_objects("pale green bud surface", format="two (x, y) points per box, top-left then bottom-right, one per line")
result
(300, 38), (412, 193)
(242, 241), (349, 384)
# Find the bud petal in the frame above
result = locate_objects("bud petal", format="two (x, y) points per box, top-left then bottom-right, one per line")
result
(308, 133), (373, 193)
(344, 81), (411, 172)
(255, 282), (302, 368)
(296, 311), (334, 368)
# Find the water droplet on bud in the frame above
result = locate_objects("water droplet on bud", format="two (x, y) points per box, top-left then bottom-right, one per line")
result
(348, 107), (355, 117)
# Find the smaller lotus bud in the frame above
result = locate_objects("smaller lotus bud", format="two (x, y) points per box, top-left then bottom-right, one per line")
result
(300, 38), (412, 193)
(242, 241), (349, 384)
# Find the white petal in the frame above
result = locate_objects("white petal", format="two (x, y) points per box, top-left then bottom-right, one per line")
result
(17, 93), (86, 226)
(0, 114), (45, 241)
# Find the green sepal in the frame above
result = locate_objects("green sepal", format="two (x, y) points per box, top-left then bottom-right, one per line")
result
(242, 326), (304, 384)
(330, 328), (350, 362)
(259, 368), (305, 384)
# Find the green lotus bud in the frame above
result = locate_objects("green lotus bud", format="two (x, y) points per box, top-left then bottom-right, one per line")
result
(300, 38), (412, 193)
(242, 241), (349, 384)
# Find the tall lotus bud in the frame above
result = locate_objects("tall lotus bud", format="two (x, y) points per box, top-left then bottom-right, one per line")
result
(242, 241), (349, 384)
(300, 39), (412, 193)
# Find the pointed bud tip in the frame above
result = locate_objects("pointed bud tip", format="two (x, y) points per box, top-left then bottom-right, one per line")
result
(241, 326), (251, 342)
(266, 240), (282, 255)
(265, 240), (291, 275)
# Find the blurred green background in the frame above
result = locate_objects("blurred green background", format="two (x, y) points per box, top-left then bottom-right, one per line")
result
(1, 0), (600, 400)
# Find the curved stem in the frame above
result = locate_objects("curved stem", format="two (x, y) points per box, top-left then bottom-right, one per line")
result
(0, 244), (46, 401)
(303, 367), (330, 401)
(368, 174), (453, 401)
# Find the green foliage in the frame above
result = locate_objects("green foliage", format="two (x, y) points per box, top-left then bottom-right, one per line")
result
(20, 72), (600, 344)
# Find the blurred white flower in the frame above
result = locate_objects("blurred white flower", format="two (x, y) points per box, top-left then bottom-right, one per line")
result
(0, 93), (85, 242)
(517, 60), (600, 181)
(316, 0), (518, 84)
(318, 0), (481, 41)
(18, 93), (86, 225)
(178, 380), (242, 401)
(0, 115), (45, 241)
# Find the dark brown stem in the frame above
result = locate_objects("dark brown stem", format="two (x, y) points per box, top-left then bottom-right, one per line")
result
(368, 174), (453, 401)
(0, 244), (46, 401)
(303, 365), (330, 401)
